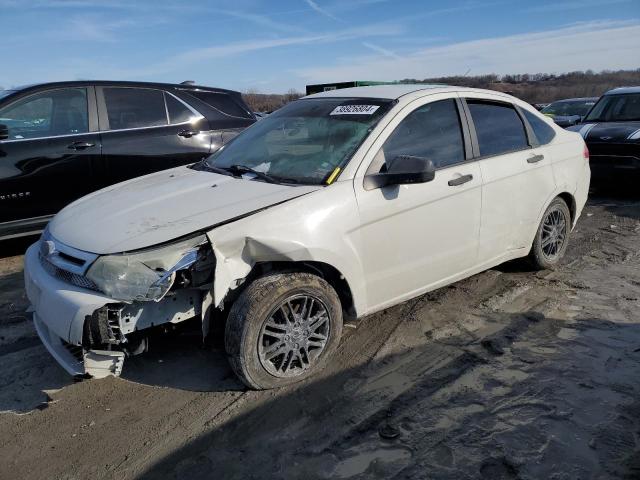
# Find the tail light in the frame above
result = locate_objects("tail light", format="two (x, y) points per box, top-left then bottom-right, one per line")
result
(583, 144), (589, 162)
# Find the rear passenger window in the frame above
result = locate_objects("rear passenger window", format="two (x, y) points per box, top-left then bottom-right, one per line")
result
(467, 101), (529, 156)
(368, 99), (466, 173)
(522, 109), (556, 145)
(104, 88), (167, 130)
(187, 91), (252, 119)
(165, 93), (196, 124)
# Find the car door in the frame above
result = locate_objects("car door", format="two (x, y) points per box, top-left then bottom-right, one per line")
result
(97, 86), (212, 185)
(354, 95), (482, 310)
(0, 86), (101, 230)
(462, 95), (556, 262)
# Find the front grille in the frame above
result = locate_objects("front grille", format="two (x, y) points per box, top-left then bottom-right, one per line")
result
(39, 253), (101, 292)
(61, 339), (84, 363)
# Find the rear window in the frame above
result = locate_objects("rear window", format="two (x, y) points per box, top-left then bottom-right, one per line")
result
(104, 88), (167, 130)
(188, 91), (252, 119)
(165, 93), (195, 124)
(467, 101), (529, 157)
(522, 109), (556, 145)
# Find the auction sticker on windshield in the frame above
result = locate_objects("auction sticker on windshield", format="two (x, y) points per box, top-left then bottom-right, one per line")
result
(330, 105), (380, 115)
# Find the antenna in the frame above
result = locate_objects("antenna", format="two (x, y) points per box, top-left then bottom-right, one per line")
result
(180, 80), (195, 85)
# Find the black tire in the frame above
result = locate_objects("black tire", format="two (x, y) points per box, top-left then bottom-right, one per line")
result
(224, 272), (343, 390)
(529, 197), (571, 270)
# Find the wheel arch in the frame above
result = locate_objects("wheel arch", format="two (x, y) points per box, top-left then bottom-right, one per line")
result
(557, 191), (577, 226)
(527, 190), (577, 251)
(223, 260), (357, 319)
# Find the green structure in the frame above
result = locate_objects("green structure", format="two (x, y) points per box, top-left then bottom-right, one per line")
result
(305, 81), (397, 96)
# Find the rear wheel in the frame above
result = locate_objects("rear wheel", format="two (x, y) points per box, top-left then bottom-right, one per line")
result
(225, 272), (343, 390)
(529, 197), (571, 270)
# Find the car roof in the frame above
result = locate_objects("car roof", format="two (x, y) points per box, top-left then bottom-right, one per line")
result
(550, 97), (599, 103)
(302, 84), (542, 106)
(604, 86), (640, 95)
(304, 84), (470, 100)
(4, 80), (241, 96)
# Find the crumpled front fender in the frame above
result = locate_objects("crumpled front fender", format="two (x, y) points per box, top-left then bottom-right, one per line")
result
(204, 182), (367, 315)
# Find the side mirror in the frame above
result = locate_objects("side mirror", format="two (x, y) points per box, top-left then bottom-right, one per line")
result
(0, 124), (8, 141)
(364, 155), (435, 190)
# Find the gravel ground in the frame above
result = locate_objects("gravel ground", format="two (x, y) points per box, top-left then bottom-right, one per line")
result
(0, 192), (639, 480)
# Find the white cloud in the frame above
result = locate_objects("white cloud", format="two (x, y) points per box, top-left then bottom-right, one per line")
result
(91, 22), (404, 80)
(304, 0), (341, 22)
(361, 42), (401, 59)
(525, 0), (631, 13)
(169, 23), (402, 64)
(64, 15), (139, 42)
(294, 20), (640, 83)
(219, 10), (307, 34)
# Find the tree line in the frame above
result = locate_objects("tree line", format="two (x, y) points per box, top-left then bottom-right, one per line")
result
(400, 69), (640, 103)
(241, 69), (640, 111)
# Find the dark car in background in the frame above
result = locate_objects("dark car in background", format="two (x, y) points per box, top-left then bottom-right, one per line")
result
(533, 103), (550, 111)
(0, 81), (255, 239)
(541, 97), (598, 127)
(568, 87), (640, 181)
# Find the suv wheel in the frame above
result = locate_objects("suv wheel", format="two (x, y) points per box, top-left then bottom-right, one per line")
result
(225, 272), (343, 390)
(529, 197), (571, 270)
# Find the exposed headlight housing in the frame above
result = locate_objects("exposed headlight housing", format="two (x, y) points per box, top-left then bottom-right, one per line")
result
(86, 235), (208, 302)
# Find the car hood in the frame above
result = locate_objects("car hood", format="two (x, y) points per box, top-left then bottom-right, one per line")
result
(568, 121), (640, 142)
(49, 166), (320, 254)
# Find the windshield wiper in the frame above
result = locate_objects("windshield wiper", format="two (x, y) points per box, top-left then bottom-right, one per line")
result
(197, 161), (304, 185)
(227, 164), (280, 184)
(193, 161), (234, 176)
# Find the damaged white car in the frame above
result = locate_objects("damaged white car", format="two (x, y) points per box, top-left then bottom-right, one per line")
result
(24, 85), (590, 389)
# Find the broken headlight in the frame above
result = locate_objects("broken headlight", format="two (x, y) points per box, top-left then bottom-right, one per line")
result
(86, 235), (208, 302)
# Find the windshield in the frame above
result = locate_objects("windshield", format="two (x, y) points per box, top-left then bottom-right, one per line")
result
(204, 97), (393, 185)
(541, 100), (595, 117)
(585, 94), (640, 122)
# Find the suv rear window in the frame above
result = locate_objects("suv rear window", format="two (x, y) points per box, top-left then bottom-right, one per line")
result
(165, 93), (195, 124)
(187, 91), (252, 119)
(104, 88), (167, 130)
(467, 101), (529, 157)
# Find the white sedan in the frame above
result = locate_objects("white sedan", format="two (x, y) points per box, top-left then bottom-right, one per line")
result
(24, 85), (590, 389)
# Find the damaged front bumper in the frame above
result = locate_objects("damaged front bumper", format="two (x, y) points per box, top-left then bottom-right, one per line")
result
(25, 242), (125, 377)
(33, 312), (124, 378)
(24, 242), (203, 378)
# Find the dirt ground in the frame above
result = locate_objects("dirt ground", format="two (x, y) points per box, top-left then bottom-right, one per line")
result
(1, 191), (639, 480)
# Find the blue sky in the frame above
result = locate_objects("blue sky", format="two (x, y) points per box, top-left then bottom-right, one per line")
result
(0, 0), (639, 93)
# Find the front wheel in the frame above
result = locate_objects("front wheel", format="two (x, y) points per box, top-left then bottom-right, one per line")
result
(225, 272), (343, 390)
(529, 197), (571, 270)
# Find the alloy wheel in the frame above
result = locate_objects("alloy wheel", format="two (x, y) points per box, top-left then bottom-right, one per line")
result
(258, 294), (331, 378)
(540, 206), (568, 261)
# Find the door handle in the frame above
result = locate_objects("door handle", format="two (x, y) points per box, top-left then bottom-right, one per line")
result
(527, 154), (545, 164)
(178, 129), (199, 138)
(448, 174), (473, 186)
(67, 141), (95, 150)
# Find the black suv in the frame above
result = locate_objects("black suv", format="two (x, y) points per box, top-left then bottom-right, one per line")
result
(0, 81), (255, 239)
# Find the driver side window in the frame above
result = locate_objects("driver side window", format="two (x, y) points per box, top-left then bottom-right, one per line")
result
(0, 88), (88, 140)
(367, 99), (466, 174)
